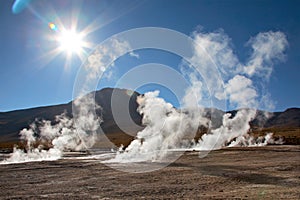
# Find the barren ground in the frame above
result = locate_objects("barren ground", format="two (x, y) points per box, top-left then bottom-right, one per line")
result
(0, 145), (299, 199)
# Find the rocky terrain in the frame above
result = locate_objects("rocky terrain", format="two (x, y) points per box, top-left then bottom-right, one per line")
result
(0, 145), (299, 199)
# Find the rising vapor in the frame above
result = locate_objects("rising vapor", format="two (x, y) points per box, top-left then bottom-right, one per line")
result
(108, 28), (288, 162)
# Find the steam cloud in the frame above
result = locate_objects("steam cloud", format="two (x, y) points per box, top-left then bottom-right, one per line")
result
(1, 97), (101, 164)
(106, 91), (207, 163)
(245, 31), (288, 78)
(108, 29), (288, 162)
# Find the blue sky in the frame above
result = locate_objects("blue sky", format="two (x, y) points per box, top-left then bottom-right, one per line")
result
(0, 0), (299, 112)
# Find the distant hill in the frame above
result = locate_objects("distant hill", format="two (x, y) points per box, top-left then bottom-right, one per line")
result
(263, 108), (300, 128)
(0, 88), (299, 145)
(0, 88), (143, 143)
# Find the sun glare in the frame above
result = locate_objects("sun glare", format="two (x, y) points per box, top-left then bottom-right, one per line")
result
(32, 2), (139, 70)
(58, 30), (84, 54)
(42, 22), (92, 70)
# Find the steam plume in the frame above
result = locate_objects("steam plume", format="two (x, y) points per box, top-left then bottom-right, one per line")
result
(1, 95), (101, 165)
(108, 29), (288, 163)
(106, 91), (207, 163)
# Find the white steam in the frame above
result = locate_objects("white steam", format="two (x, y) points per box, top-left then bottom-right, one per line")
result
(106, 91), (207, 163)
(194, 109), (256, 150)
(224, 75), (257, 108)
(84, 38), (136, 81)
(188, 30), (287, 151)
(190, 29), (242, 77)
(228, 132), (284, 147)
(245, 31), (288, 78)
(107, 29), (288, 163)
(1, 96), (101, 165)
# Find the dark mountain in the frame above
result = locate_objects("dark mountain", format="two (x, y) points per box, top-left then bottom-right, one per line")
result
(0, 88), (299, 144)
(0, 88), (143, 142)
(202, 108), (300, 129)
(264, 108), (300, 128)
(0, 104), (71, 142)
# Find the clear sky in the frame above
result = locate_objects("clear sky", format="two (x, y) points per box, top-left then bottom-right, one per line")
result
(0, 0), (299, 112)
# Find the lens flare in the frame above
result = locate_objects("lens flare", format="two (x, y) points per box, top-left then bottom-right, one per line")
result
(48, 22), (57, 31)
(12, 0), (32, 14)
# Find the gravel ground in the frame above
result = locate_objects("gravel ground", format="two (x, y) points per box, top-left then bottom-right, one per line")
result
(0, 145), (299, 199)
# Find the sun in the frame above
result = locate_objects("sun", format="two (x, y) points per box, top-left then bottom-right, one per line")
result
(41, 10), (103, 70)
(28, 2), (139, 70)
(58, 29), (84, 55)
(42, 22), (93, 69)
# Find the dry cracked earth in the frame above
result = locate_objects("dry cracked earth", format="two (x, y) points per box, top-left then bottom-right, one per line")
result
(0, 145), (299, 199)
